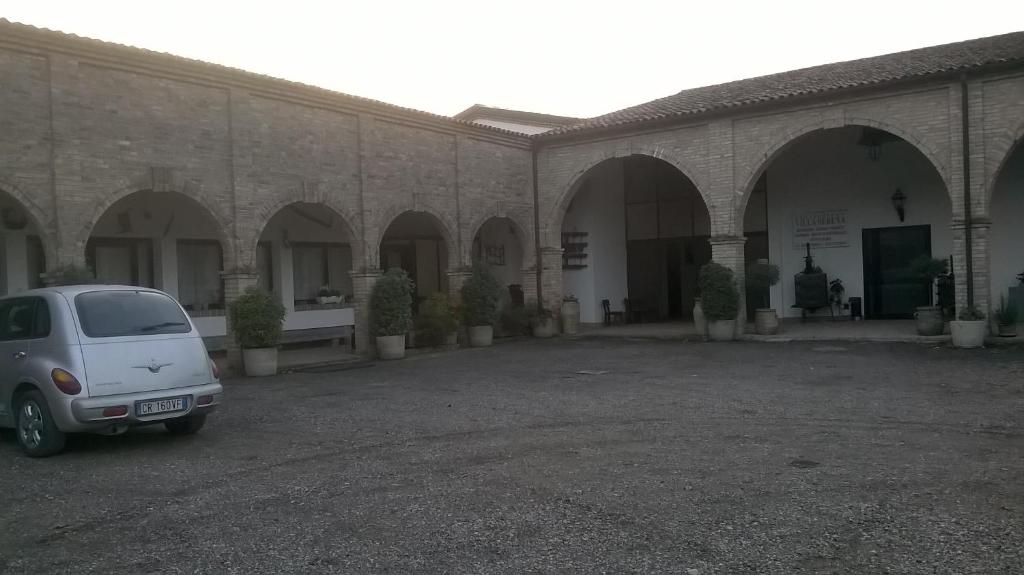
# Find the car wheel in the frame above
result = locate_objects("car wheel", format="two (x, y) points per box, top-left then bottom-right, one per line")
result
(15, 390), (67, 457)
(164, 413), (206, 435)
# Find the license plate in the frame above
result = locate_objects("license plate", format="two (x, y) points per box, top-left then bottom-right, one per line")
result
(136, 397), (187, 416)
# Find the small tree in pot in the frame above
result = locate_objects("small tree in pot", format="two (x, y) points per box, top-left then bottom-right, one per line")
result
(951, 305), (987, 348)
(230, 288), (286, 376)
(698, 262), (740, 341)
(370, 268), (414, 359)
(415, 292), (460, 347)
(460, 263), (502, 347)
(909, 255), (948, 336)
(746, 260), (780, 335)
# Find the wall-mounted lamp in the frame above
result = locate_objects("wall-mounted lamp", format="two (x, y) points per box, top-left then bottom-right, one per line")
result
(891, 189), (907, 222)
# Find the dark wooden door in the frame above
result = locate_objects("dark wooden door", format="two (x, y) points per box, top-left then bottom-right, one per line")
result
(862, 225), (931, 319)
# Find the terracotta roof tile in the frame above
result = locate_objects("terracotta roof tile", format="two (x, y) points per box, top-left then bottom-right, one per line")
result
(541, 31), (1024, 138)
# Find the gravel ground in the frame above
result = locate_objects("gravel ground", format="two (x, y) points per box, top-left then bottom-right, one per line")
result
(1, 338), (1022, 574)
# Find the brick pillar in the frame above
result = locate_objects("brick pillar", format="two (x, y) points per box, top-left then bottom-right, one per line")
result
(951, 220), (970, 315)
(350, 269), (381, 357)
(446, 267), (472, 301)
(709, 235), (748, 335)
(538, 247), (563, 312)
(971, 219), (992, 321)
(221, 271), (260, 373)
(520, 269), (538, 304)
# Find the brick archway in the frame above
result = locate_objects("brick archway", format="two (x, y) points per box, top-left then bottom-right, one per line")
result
(0, 178), (57, 268)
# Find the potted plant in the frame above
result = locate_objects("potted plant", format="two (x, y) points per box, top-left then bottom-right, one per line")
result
(500, 304), (529, 337)
(746, 260), (780, 335)
(829, 279), (845, 315)
(560, 294), (580, 335)
(317, 286), (342, 305)
(698, 262), (739, 341)
(460, 263), (502, 347)
(909, 256), (948, 336)
(229, 288), (286, 376)
(950, 305), (987, 348)
(370, 268), (414, 359)
(415, 293), (460, 347)
(527, 301), (557, 338)
(996, 295), (1017, 337)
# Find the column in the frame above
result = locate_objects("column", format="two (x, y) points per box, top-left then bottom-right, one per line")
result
(971, 219), (992, 321)
(350, 269), (381, 357)
(709, 235), (748, 335)
(951, 220), (969, 315)
(520, 268), (538, 304)
(221, 270), (260, 373)
(538, 246), (563, 313)
(446, 267), (472, 301)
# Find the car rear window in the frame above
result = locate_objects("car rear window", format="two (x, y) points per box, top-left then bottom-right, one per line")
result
(75, 291), (192, 338)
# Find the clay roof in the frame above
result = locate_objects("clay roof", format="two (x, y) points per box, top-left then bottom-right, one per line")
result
(0, 19), (530, 143)
(541, 31), (1024, 139)
(454, 104), (581, 127)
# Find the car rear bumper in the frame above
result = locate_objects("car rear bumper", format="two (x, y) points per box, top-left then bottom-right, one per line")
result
(59, 382), (223, 432)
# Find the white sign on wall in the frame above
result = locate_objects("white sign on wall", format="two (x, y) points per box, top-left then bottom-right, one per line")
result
(793, 209), (850, 249)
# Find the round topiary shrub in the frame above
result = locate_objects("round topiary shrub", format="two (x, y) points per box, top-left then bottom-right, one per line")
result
(370, 268), (414, 337)
(415, 292), (459, 346)
(460, 263), (502, 327)
(698, 262), (739, 321)
(746, 261), (780, 309)
(229, 288), (286, 348)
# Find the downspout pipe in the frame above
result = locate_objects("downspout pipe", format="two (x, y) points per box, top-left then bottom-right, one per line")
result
(961, 74), (974, 308)
(531, 145), (543, 311)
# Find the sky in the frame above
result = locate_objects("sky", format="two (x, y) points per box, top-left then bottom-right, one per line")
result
(1, 1), (1021, 118)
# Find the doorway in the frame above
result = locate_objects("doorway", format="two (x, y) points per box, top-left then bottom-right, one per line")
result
(862, 225), (931, 319)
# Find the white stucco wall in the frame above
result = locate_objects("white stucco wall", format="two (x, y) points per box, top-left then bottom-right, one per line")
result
(562, 160), (628, 323)
(990, 144), (1024, 309)
(762, 128), (953, 318)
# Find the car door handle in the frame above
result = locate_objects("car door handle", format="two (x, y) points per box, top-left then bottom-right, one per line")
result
(12, 351), (26, 360)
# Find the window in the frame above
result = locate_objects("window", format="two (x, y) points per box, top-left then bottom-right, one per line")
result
(177, 240), (224, 311)
(87, 238), (154, 287)
(0, 297), (46, 341)
(75, 290), (191, 338)
(291, 243), (352, 304)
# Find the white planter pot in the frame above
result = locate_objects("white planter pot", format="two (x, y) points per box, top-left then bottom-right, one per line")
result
(242, 347), (278, 377)
(317, 296), (340, 305)
(754, 308), (779, 335)
(560, 300), (580, 335)
(467, 325), (493, 347)
(707, 319), (736, 342)
(693, 299), (707, 340)
(376, 334), (406, 359)
(532, 317), (557, 338)
(950, 320), (987, 348)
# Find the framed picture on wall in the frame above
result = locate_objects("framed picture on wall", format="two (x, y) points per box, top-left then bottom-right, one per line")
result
(486, 244), (505, 266)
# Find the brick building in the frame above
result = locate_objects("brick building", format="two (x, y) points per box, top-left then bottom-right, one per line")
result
(0, 19), (1022, 363)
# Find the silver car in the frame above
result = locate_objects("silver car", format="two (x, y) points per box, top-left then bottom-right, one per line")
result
(0, 285), (222, 457)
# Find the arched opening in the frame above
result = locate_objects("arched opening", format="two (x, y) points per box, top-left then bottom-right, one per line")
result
(88, 191), (227, 310)
(740, 126), (952, 321)
(0, 189), (47, 295)
(472, 217), (525, 305)
(989, 138), (1024, 324)
(380, 211), (450, 310)
(560, 155), (711, 324)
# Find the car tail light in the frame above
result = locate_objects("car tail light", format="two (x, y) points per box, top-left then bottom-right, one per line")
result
(102, 405), (128, 417)
(51, 368), (82, 395)
(197, 395), (214, 406)
(209, 358), (220, 380)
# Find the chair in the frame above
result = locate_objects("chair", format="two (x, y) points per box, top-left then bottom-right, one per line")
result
(602, 299), (625, 326)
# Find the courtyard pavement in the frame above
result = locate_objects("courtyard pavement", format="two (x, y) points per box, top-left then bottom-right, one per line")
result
(1, 339), (1022, 574)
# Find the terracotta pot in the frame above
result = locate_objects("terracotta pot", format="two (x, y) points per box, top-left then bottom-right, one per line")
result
(560, 300), (580, 335)
(693, 298), (707, 340)
(376, 334), (406, 360)
(242, 347), (278, 376)
(914, 306), (944, 336)
(707, 319), (736, 342)
(468, 325), (493, 347)
(950, 320), (987, 348)
(754, 308), (779, 335)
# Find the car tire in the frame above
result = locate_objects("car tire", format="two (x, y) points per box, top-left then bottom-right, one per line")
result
(15, 390), (67, 457)
(164, 413), (206, 435)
